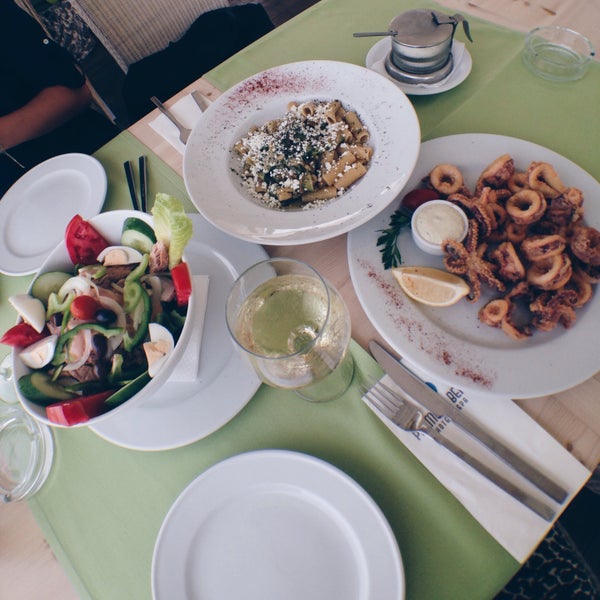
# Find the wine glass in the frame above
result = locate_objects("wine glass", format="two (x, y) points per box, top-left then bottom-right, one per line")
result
(226, 258), (354, 402)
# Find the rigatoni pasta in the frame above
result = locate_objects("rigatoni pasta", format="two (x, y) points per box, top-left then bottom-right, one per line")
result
(232, 99), (373, 208)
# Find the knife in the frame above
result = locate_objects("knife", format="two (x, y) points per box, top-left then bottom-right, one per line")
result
(369, 340), (569, 504)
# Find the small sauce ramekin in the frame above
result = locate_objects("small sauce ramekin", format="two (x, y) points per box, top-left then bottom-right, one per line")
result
(411, 200), (468, 255)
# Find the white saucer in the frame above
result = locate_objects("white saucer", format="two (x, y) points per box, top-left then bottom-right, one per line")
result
(366, 38), (472, 96)
(0, 154), (107, 275)
(152, 450), (405, 600)
(89, 214), (268, 451)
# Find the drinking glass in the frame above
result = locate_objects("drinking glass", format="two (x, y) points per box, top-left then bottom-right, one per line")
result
(0, 355), (53, 502)
(226, 258), (354, 402)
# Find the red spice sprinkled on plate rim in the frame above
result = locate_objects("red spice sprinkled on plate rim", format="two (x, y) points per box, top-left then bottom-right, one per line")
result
(358, 258), (495, 389)
(225, 67), (325, 109)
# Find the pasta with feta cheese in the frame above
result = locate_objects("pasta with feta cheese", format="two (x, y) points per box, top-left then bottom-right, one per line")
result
(232, 100), (373, 208)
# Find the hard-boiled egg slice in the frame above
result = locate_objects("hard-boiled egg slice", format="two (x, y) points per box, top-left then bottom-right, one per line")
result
(97, 246), (143, 266)
(19, 334), (58, 369)
(143, 323), (174, 378)
(9, 294), (46, 333)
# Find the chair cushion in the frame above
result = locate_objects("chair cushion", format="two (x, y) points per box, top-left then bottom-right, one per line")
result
(123, 3), (274, 122)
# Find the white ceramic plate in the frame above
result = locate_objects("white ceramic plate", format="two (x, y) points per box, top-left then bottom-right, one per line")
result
(348, 134), (600, 399)
(90, 214), (266, 450)
(152, 450), (404, 600)
(0, 154), (106, 275)
(183, 60), (420, 245)
(366, 38), (472, 96)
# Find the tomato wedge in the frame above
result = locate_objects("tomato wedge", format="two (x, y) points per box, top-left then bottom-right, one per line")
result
(0, 322), (46, 347)
(171, 261), (192, 306)
(65, 215), (110, 266)
(70, 295), (100, 321)
(401, 188), (440, 213)
(45, 390), (114, 426)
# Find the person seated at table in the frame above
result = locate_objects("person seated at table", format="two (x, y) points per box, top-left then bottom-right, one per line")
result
(0, 1), (118, 196)
(122, 3), (274, 122)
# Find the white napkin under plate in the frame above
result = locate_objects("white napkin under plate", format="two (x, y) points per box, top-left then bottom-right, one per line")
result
(363, 366), (590, 563)
(149, 94), (204, 155)
(168, 275), (209, 382)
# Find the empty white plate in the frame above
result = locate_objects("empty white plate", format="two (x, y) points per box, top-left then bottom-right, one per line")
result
(152, 450), (404, 599)
(0, 153), (106, 275)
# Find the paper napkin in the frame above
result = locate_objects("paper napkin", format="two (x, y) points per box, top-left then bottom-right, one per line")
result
(363, 368), (591, 563)
(169, 275), (210, 382)
(148, 93), (204, 155)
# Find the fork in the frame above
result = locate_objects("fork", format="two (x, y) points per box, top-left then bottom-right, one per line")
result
(150, 96), (191, 144)
(364, 379), (556, 521)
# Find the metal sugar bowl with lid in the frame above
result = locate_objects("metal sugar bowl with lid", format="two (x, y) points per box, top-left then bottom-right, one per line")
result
(355, 9), (473, 84)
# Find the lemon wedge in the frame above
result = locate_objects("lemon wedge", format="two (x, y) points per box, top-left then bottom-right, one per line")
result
(391, 266), (470, 307)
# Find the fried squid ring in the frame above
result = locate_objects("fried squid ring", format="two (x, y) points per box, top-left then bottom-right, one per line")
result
(505, 222), (528, 244)
(505, 189), (547, 225)
(507, 172), (528, 194)
(526, 253), (572, 290)
(476, 153), (515, 192)
(501, 318), (533, 340)
(567, 269), (594, 308)
(570, 225), (600, 266)
(546, 188), (584, 227)
(491, 241), (526, 282)
(520, 234), (566, 262)
(572, 259), (600, 284)
(527, 161), (566, 199)
(478, 298), (509, 327)
(429, 164), (464, 196)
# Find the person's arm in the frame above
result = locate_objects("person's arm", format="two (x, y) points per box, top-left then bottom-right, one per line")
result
(0, 82), (92, 150)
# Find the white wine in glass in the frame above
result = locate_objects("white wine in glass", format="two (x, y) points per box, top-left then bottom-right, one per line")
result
(226, 258), (354, 402)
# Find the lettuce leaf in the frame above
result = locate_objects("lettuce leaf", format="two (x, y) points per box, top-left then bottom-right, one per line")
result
(151, 193), (193, 268)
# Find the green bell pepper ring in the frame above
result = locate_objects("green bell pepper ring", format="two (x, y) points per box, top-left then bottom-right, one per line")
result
(123, 284), (152, 352)
(52, 323), (123, 367)
(125, 253), (150, 283)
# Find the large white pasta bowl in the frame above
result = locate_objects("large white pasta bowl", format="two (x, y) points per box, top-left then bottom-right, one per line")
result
(183, 60), (421, 245)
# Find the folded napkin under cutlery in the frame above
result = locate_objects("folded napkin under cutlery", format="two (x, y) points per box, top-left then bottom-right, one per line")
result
(363, 341), (590, 562)
(149, 93), (205, 155)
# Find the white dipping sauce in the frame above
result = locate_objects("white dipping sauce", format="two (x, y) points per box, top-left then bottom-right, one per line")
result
(414, 202), (466, 244)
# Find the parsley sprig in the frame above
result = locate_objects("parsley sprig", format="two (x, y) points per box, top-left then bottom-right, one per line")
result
(376, 208), (411, 269)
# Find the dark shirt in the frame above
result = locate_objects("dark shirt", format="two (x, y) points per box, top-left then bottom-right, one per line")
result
(0, 1), (117, 195)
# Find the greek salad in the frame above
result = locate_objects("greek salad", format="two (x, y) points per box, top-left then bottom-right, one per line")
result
(1, 194), (193, 426)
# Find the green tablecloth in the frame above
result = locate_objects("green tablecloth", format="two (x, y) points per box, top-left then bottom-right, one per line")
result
(205, 0), (599, 182)
(6, 0), (598, 597)
(15, 133), (517, 599)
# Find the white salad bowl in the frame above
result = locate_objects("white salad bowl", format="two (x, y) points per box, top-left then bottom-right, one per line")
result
(12, 210), (195, 428)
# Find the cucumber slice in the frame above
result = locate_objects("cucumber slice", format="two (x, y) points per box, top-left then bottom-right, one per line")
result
(121, 217), (157, 254)
(18, 372), (74, 405)
(31, 271), (72, 305)
(105, 371), (151, 409)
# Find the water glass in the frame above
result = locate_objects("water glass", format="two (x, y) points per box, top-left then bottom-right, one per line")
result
(0, 355), (53, 502)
